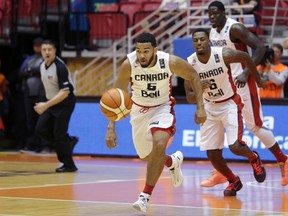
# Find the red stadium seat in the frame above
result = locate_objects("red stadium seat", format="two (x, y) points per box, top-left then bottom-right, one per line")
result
(0, 0), (11, 43)
(148, 0), (162, 2)
(45, 0), (68, 13)
(97, 4), (119, 12)
(87, 12), (128, 47)
(18, 0), (32, 20)
(87, 13), (111, 40)
(119, 2), (142, 26)
(0, 1), (4, 21)
(127, 0), (143, 2)
(142, 2), (161, 11)
(17, 0), (41, 27)
(133, 11), (152, 33)
(260, 0), (288, 25)
(110, 12), (129, 39)
(133, 11), (151, 24)
(47, 0), (58, 10)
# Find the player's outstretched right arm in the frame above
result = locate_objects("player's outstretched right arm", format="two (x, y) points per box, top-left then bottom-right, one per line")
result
(105, 58), (132, 149)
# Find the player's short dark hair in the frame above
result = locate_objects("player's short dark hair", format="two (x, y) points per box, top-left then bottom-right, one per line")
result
(135, 32), (157, 47)
(41, 39), (56, 48)
(208, 1), (225, 11)
(192, 28), (210, 38)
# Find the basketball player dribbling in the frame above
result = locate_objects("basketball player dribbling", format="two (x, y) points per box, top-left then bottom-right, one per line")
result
(105, 32), (207, 213)
(185, 28), (267, 196)
(200, 0), (288, 187)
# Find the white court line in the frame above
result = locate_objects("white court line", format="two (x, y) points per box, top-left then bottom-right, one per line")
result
(0, 160), (259, 172)
(1, 160), (285, 191)
(0, 196), (285, 215)
(0, 178), (147, 190)
(0, 169), (274, 190)
(0, 161), (146, 170)
(1, 175), (283, 191)
(246, 180), (288, 190)
(0, 170), (247, 190)
(0, 160), (146, 169)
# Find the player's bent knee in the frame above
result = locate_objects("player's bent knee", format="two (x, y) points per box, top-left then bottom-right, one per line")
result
(229, 140), (244, 154)
(206, 149), (222, 161)
(140, 155), (150, 162)
(247, 125), (260, 134)
(152, 142), (167, 156)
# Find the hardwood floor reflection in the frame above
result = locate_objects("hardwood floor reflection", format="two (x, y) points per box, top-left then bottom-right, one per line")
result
(0, 152), (287, 215)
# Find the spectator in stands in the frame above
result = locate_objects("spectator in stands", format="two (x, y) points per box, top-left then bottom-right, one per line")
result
(232, 0), (259, 26)
(258, 44), (288, 98)
(283, 38), (288, 58)
(141, 0), (187, 35)
(158, 0), (187, 31)
(159, 0), (187, 10)
(0, 60), (7, 139)
(283, 38), (288, 97)
(283, 38), (288, 49)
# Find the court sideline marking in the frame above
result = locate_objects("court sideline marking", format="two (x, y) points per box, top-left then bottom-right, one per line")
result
(0, 196), (285, 215)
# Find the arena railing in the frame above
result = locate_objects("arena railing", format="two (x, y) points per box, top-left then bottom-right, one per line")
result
(71, 0), (286, 96)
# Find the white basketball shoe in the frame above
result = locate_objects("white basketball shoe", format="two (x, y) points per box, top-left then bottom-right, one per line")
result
(132, 192), (150, 213)
(169, 151), (184, 187)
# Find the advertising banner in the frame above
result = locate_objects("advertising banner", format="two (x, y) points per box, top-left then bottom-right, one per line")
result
(70, 102), (288, 161)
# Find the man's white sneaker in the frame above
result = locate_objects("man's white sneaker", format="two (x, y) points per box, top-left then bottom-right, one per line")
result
(169, 151), (184, 187)
(132, 192), (150, 213)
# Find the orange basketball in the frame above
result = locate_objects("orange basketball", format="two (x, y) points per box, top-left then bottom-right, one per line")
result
(100, 88), (132, 121)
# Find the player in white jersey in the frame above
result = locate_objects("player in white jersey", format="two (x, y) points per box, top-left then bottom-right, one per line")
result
(200, 0), (288, 187)
(105, 32), (206, 213)
(185, 28), (266, 196)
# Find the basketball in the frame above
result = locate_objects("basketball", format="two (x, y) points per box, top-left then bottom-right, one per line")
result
(100, 88), (132, 121)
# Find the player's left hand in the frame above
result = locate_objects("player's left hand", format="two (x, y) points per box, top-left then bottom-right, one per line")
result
(194, 107), (207, 126)
(201, 80), (211, 90)
(235, 71), (249, 88)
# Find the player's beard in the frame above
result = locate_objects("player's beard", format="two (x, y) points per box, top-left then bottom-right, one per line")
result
(139, 53), (154, 68)
(196, 50), (205, 56)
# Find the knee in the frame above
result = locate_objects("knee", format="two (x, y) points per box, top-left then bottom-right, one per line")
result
(206, 149), (222, 162)
(152, 141), (167, 157)
(229, 140), (243, 154)
(206, 150), (214, 160)
(247, 125), (260, 134)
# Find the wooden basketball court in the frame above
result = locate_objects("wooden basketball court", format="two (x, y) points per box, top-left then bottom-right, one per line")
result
(0, 152), (287, 216)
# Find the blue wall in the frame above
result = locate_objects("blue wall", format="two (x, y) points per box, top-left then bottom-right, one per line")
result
(69, 102), (288, 161)
(173, 37), (194, 60)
